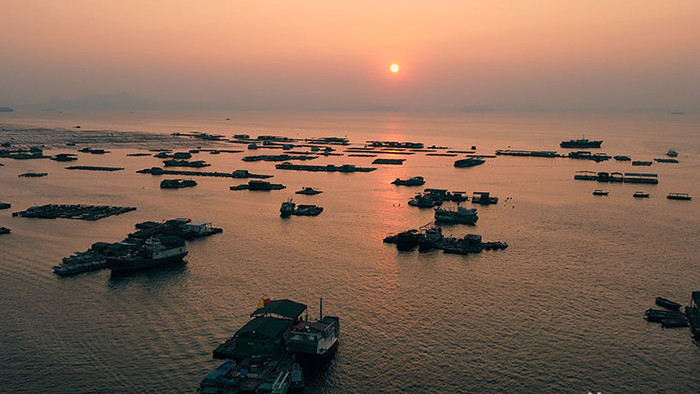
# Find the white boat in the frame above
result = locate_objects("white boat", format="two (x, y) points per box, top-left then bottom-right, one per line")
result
(434, 206), (478, 224)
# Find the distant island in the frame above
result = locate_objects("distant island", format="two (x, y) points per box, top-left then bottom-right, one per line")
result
(0, 107), (14, 112)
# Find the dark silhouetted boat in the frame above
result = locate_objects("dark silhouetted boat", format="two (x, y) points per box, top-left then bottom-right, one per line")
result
(392, 176), (425, 186)
(471, 191), (498, 204)
(667, 193), (691, 201)
(592, 189), (609, 196)
(160, 179), (197, 189)
(560, 138), (603, 148)
(295, 187), (323, 195)
(633, 191), (650, 198)
(454, 157), (485, 168)
(655, 297), (681, 311)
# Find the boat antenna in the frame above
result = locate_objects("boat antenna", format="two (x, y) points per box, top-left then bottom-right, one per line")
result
(319, 297), (323, 320)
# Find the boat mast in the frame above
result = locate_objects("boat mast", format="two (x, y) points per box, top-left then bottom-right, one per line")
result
(320, 297), (323, 320)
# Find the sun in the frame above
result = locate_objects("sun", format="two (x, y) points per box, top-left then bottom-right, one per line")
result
(390, 63), (400, 73)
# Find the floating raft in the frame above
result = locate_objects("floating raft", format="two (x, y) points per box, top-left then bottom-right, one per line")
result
(65, 166), (124, 171)
(573, 171), (659, 184)
(275, 162), (376, 172)
(242, 154), (317, 162)
(13, 204), (136, 221)
(137, 167), (272, 179)
(372, 158), (405, 165)
(18, 172), (48, 177)
(495, 149), (559, 157)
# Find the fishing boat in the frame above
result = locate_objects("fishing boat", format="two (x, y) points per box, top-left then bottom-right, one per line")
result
(293, 205), (323, 216)
(280, 200), (323, 217)
(666, 149), (678, 157)
(661, 318), (688, 328)
(560, 138), (603, 148)
(106, 235), (187, 273)
(434, 206), (478, 224)
(667, 193), (691, 201)
(160, 179), (197, 189)
(453, 157), (485, 168)
(655, 297), (682, 311)
(231, 180), (286, 191)
(633, 191), (650, 198)
(391, 176), (425, 186)
(280, 200), (295, 217)
(471, 191), (498, 204)
(295, 187), (322, 195)
(643, 308), (685, 322)
(592, 189), (609, 196)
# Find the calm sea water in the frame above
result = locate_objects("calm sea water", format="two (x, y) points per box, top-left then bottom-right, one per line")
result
(1, 110), (699, 393)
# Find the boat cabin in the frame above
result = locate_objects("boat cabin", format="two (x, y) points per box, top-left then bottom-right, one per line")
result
(183, 221), (213, 235)
(250, 299), (307, 323)
(289, 316), (340, 357)
(231, 317), (293, 359)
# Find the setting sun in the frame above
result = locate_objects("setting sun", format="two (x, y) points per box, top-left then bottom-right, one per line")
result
(390, 63), (399, 73)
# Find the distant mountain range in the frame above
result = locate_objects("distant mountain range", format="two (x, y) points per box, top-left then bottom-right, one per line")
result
(31, 92), (155, 111)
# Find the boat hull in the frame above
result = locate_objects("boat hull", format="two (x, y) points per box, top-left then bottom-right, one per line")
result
(560, 140), (603, 148)
(107, 251), (188, 273)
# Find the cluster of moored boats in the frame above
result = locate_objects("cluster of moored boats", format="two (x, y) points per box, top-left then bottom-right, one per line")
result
(644, 296), (696, 330)
(407, 188), (498, 208)
(52, 218), (222, 276)
(384, 226), (507, 254)
(201, 298), (339, 393)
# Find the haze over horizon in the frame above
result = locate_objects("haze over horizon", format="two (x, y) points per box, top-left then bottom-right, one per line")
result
(2, 1), (699, 112)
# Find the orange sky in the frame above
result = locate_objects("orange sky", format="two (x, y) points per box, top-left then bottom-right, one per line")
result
(1, 0), (699, 111)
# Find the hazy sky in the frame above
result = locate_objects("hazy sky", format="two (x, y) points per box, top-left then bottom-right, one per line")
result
(1, 1), (699, 111)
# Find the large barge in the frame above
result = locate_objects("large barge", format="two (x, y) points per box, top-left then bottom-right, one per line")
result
(137, 167), (273, 179)
(275, 162), (376, 172)
(573, 171), (659, 184)
(560, 138), (603, 148)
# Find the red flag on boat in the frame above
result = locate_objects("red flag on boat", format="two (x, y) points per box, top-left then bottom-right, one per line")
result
(263, 298), (271, 304)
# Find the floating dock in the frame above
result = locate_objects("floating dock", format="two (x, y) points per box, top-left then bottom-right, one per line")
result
(65, 166), (124, 171)
(275, 162), (376, 172)
(574, 171), (659, 184)
(137, 167), (272, 179)
(13, 204), (136, 220)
